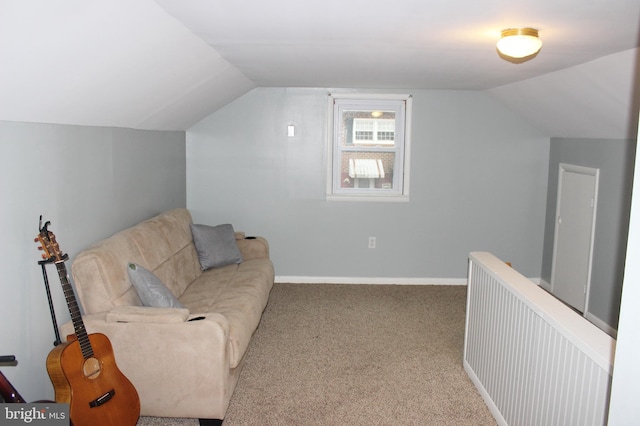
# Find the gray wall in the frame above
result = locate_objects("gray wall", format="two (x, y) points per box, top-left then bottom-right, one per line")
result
(187, 87), (550, 280)
(541, 137), (635, 330)
(0, 121), (186, 401)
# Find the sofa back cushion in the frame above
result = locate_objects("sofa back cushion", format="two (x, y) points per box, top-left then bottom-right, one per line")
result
(71, 209), (202, 314)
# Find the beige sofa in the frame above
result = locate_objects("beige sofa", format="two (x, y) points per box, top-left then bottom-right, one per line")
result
(62, 208), (274, 422)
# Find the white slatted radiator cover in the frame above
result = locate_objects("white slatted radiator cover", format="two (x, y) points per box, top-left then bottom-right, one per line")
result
(464, 252), (615, 426)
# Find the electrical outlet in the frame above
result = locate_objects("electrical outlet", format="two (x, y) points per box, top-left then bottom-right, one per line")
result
(368, 237), (376, 249)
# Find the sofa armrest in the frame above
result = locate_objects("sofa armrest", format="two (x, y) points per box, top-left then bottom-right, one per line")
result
(60, 312), (232, 418)
(106, 306), (190, 323)
(236, 236), (270, 260)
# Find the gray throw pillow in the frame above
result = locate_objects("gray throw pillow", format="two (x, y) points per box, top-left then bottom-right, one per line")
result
(190, 223), (243, 270)
(127, 263), (184, 308)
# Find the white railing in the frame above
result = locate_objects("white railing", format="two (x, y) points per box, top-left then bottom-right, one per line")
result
(464, 252), (616, 426)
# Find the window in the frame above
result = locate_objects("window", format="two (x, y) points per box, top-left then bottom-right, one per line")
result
(327, 93), (412, 201)
(353, 119), (395, 145)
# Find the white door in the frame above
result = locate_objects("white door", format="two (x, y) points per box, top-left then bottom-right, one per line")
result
(550, 163), (599, 313)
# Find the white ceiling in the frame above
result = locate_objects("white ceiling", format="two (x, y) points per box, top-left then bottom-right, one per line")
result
(156, 0), (640, 90)
(1, 0), (639, 137)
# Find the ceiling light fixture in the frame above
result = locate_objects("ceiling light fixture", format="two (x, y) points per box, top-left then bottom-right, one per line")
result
(496, 28), (542, 59)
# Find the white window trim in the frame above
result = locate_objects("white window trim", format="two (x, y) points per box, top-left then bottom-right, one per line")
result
(326, 93), (412, 202)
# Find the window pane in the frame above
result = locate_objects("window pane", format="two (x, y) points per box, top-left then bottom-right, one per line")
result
(376, 120), (395, 142)
(340, 111), (396, 147)
(338, 152), (395, 189)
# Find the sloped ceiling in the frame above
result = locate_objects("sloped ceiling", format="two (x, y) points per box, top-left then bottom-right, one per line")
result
(488, 48), (640, 140)
(0, 1), (255, 130)
(1, 0), (639, 138)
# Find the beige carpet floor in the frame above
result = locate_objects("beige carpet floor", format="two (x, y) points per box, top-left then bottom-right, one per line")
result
(138, 283), (496, 425)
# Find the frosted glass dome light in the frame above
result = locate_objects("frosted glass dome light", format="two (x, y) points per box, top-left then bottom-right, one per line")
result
(497, 28), (542, 59)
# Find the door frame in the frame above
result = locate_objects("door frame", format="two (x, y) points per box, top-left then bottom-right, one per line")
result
(550, 163), (599, 314)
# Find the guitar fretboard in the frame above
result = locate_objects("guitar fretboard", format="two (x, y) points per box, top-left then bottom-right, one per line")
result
(55, 259), (94, 360)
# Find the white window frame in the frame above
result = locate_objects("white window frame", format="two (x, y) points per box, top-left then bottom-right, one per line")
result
(327, 93), (412, 202)
(353, 118), (395, 145)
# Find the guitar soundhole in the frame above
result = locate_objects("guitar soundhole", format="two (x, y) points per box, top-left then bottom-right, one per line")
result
(83, 357), (101, 379)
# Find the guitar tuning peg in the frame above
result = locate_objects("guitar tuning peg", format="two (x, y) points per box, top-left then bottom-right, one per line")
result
(37, 246), (43, 251)
(41, 254), (47, 260)
(34, 237), (39, 243)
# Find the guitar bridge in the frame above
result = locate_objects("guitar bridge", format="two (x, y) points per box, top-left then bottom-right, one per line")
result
(89, 389), (115, 408)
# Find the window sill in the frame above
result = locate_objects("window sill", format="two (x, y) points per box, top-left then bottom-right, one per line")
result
(326, 194), (410, 203)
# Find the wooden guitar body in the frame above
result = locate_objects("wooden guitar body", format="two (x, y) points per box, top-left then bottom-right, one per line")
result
(47, 333), (140, 426)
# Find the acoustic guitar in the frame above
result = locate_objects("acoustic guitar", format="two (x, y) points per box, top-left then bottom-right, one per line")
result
(35, 219), (140, 426)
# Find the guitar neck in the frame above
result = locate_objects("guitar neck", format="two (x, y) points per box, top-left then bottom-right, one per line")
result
(54, 260), (93, 360)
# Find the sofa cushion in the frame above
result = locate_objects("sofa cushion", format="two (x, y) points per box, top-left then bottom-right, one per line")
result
(106, 306), (190, 323)
(179, 258), (274, 368)
(128, 263), (184, 309)
(190, 223), (243, 270)
(71, 208), (200, 314)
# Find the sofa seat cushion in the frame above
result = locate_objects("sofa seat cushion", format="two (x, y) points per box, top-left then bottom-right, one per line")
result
(178, 258), (274, 368)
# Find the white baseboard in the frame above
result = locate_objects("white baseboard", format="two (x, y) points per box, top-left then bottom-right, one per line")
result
(276, 276), (542, 286)
(275, 276), (467, 285)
